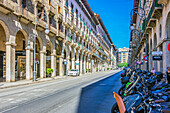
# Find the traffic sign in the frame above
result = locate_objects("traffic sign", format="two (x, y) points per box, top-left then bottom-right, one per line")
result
(143, 55), (148, 61)
(168, 42), (170, 52)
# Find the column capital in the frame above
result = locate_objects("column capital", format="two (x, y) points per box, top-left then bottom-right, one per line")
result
(40, 51), (46, 54)
(51, 53), (56, 56)
(5, 42), (16, 47)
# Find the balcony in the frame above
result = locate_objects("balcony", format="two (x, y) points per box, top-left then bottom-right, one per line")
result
(64, 18), (71, 27)
(0, 0), (15, 14)
(58, 13), (63, 22)
(36, 20), (47, 31)
(35, 0), (45, 7)
(14, 6), (34, 24)
(49, 5), (55, 15)
(57, 31), (65, 41)
(49, 25), (57, 36)
(66, 36), (71, 43)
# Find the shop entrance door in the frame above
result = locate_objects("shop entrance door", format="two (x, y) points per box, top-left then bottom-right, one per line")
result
(17, 56), (26, 79)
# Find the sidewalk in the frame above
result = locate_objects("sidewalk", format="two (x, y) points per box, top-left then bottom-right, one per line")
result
(0, 70), (121, 89)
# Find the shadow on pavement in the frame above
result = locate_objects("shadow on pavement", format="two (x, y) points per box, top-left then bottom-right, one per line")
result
(76, 71), (122, 113)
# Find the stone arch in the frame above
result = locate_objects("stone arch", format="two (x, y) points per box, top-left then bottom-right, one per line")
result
(0, 20), (10, 41)
(36, 36), (43, 51)
(15, 29), (28, 80)
(15, 29), (28, 45)
(166, 12), (170, 39)
(0, 20), (9, 79)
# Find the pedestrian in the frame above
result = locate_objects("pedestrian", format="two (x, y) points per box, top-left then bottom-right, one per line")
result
(151, 67), (156, 75)
(165, 67), (170, 84)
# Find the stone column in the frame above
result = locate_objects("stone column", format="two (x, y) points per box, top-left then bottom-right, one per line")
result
(51, 50), (56, 77)
(76, 54), (79, 70)
(71, 58), (75, 69)
(40, 50), (46, 78)
(67, 56), (70, 74)
(26, 47), (32, 80)
(59, 55), (64, 76)
(163, 41), (170, 72)
(84, 54), (86, 73)
(6, 42), (15, 82)
(80, 54), (83, 74)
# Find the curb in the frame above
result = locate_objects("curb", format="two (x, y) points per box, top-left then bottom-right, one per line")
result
(0, 70), (120, 89)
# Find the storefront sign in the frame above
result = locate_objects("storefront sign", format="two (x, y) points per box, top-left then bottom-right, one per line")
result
(152, 51), (163, 56)
(153, 56), (162, 60)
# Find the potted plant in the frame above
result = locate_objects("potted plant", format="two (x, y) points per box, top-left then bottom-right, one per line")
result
(107, 68), (110, 70)
(111, 68), (113, 70)
(46, 68), (53, 77)
(88, 69), (91, 72)
(86, 69), (88, 73)
(96, 68), (99, 72)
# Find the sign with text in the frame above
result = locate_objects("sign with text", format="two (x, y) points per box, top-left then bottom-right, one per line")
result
(152, 51), (163, 56)
(153, 56), (162, 60)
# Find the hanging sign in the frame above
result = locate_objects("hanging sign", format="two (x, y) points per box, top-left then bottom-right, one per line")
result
(153, 56), (162, 60)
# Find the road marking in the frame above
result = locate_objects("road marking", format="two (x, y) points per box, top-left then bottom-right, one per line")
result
(0, 106), (18, 113)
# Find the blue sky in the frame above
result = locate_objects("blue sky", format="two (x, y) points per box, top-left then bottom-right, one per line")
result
(87, 0), (134, 49)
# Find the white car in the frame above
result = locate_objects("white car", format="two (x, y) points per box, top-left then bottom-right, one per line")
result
(68, 69), (79, 76)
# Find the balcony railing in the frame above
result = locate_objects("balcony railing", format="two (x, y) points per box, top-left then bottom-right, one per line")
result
(67, 18), (71, 26)
(57, 31), (65, 39)
(66, 36), (71, 42)
(14, 6), (34, 22)
(58, 13), (63, 21)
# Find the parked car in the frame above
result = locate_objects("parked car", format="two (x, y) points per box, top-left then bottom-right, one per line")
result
(68, 69), (79, 76)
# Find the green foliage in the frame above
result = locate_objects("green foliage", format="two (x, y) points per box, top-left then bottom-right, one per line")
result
(99, 46), (102, 49)
(46, 68), (54, 75)
(118, 63), (128, 67)
(111, 68), (112, 70)
(107, 68), (110, 70)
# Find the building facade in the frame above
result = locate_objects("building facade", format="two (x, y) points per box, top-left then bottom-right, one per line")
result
(0, 0), (117, 82)
(118, 47), (129, 64)
(129, 0), (170, 72)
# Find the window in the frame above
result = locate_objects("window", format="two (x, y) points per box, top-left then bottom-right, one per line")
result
(58, 6), (61, 14)
(49, 0), (52, 6)
(160, 24), (162, 38)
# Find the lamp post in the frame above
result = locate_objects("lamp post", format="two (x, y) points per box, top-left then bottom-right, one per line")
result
(129, 6), (149, 71)
(33, 12), (49, 81)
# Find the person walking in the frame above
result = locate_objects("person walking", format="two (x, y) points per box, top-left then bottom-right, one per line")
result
(165, 67), (170, 84)
(151, 67), (156, 75)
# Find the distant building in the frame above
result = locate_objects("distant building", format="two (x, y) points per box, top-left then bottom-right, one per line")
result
(118, 47), (129, 64)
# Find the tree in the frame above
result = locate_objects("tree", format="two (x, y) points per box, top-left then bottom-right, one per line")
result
(118, 63), (128, 67)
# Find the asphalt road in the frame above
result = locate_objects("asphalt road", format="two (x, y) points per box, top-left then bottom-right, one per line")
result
(0, 70), (122, 113)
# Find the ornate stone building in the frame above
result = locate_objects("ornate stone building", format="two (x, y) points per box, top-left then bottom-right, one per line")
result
(0, 0), (117, 82)
(129, 0), (170, 72)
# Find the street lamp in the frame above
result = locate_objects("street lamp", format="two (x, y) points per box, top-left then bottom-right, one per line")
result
(33, 12), (49, 81)
(129, 6), (149, 71)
